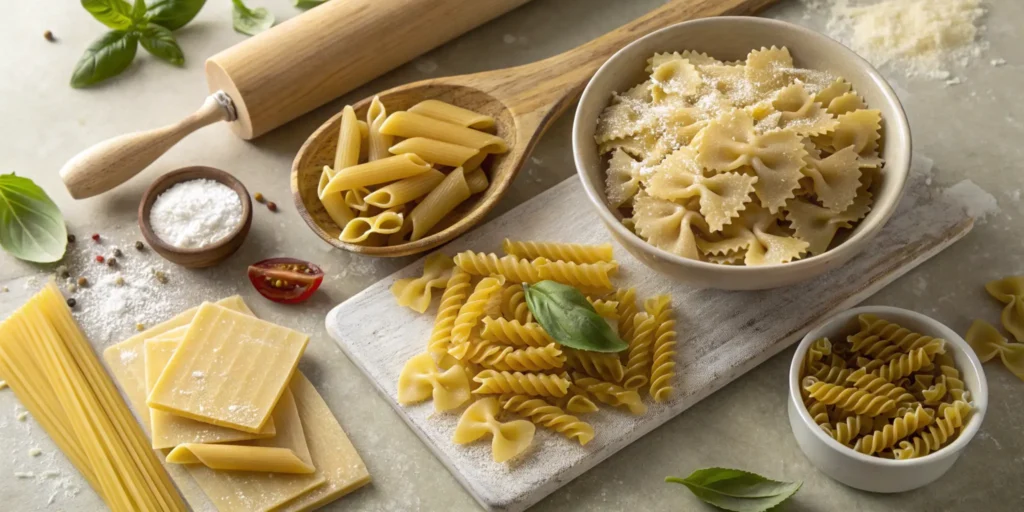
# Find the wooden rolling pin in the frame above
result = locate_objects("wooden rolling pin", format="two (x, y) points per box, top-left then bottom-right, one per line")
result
(60, 0), (531, 199)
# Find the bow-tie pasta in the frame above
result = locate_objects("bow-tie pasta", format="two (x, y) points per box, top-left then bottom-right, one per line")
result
(594, 46), (884, 266)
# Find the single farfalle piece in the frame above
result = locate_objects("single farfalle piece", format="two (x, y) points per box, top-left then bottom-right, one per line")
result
(397, 353), (471, 411)
(633, 194), (709, 260)
(814, 78), (852, 107)
(594, 92), (652, 144)
(606, 148), (643, 208)
(500, 395), (595, 446)
(745, 46), (795, 93)
(696, 109), (806, 213)
(826, 109), (883, 167)
(800, 146), (862, 213)
(826, 92), (866, 116)
(965, 319), (1024, 381)
(985, 276), (1024, 342)
(785, 189), (873, 256)
(391, 253), (455, 314)
(770, 83), (838, 136)
(650, 58), (702, 100)
(453, 398), (535, 463)
(646, 147), (758, 232)
(699, 203), (808, 265)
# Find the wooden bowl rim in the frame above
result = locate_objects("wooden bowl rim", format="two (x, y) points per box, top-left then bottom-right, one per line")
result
(290, 87), (522, 258)
(138, 166), (253, 257)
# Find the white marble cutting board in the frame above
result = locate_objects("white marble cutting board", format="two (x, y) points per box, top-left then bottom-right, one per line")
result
(325, 169), (972, 512)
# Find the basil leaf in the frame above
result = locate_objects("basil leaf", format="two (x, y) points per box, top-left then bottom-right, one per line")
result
(523, 281), (628, 353)
(232, 0), (274, 36)
(145, 0), (206, 31)
(666, 468), (802, 512)
(131, 0), (149, 21)
(70, 30), (140, 88)
(140, 24), (184, 65)
(0, 174), (68, 263)
(81, 0), (136, 30)
(294, 0), (326, 8)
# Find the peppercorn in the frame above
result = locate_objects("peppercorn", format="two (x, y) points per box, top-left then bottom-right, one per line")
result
(77, 277), (88, 287)
(67, 234), (76, 243)
(68, 284), (78, 293)
(136, 323), (145, 332)
(135, 241), (145, 251)
(254, 192), (265, 203)
(44, 30), (55, 42)
(91, 233), (100, 242)
(113, 247), (123, 257)
(267, 201), (278, 212)
(66, 298), (76, 308)
(155, 270), (168, 284)
(60, 269), (70, 278)
(96, 255), (105, 263)
(107, 257), (117, 267)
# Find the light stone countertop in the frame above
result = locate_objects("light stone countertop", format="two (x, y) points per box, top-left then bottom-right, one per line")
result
(1, 1), (1022, 511)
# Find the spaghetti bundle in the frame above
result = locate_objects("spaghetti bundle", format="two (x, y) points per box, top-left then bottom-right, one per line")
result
(0, 282), (186, 512)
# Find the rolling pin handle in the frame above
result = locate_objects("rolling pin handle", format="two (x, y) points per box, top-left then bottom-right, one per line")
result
(59, 92), (235, 199)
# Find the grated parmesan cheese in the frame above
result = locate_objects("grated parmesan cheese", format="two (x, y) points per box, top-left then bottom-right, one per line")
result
(818, 0), (988, 80)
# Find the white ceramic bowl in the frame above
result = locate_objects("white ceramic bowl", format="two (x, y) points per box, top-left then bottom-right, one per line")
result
(788, 306), (987, 493)
(572, 17), (911, 290)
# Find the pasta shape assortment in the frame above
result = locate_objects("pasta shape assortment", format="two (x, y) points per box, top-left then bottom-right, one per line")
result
(394, 238), (679, 463)
(595, 47), (884, 265)
(318, 98), (508, 246)
(799, 314), (975, 459)
(965, 276), (1024, 381)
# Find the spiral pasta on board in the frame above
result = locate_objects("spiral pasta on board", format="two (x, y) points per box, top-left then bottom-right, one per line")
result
(799, 314), (974, 459)
(392, 239), (679, 462)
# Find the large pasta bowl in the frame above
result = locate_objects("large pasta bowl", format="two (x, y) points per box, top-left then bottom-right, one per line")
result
(572, 17), (910, 290)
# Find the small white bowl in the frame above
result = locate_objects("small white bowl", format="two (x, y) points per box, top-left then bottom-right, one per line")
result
(572, 17), (911, 290)
(788, 306), (987, 493)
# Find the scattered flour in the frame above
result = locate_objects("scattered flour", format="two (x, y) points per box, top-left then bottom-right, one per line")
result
(943, 179), (999, 222)
(990, 58), (1006, 67)
(817, 0), (989, 80)
(414, 59), (438, 74)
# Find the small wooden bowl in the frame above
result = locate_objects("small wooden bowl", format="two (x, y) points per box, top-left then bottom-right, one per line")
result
(138, 166), (252, 268)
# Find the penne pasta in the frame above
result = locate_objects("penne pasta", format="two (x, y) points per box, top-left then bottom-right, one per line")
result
(380, 111), (508, 154)
(364, 169), (446, 209)
(389, 138), (478, 167)
(340, 207), (405, 243)
(408, 167), (472, 241)
(462, 151), (487, 172)
(408, 99), (496, 130)
(344, 187), (372, 212)
(321, 154), (433, 195)
(366, 96), (392, 162)
(465, 169), (489, 194)
(318, 165), (356, 228)
(334, 106), (361, 171)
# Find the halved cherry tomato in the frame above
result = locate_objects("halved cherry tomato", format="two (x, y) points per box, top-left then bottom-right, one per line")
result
(247, 258), (324, 304)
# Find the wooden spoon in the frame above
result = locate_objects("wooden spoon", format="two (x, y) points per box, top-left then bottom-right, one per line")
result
(292, 0), (776, 258)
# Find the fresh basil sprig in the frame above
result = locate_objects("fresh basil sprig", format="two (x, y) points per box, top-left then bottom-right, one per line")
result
(666, 468), (802, 512)
(0, 174), (68, 263)
(72, 0), (205, 88)
(232, 0), (275, 36)
(523, 280), (628, 353)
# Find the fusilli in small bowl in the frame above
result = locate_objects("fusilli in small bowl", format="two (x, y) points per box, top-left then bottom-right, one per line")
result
(572, 17), (911, 289)
(788, 306), (987, 493)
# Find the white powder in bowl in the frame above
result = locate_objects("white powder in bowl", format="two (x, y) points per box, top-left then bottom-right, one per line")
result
(149, 179), (243, 249)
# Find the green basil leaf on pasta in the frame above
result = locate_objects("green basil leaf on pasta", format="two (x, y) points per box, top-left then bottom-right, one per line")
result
(666, 468), (801, 512)
(139, 23), (184, 65)
(146, 0), (207, 31)
(232, 0), (274, 36)
(523, 280), (627, 353)
(0, 174), (68, 263)
(70, 30), (140, 88)
(81, 0), (136, 30)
